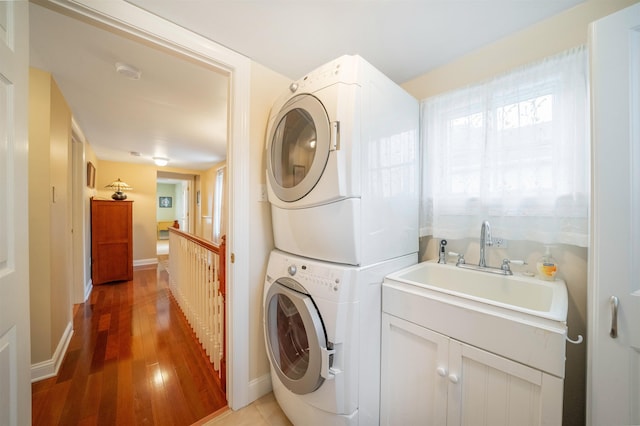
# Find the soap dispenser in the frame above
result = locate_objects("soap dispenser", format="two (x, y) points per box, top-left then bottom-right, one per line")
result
(536, 245), (558, 281)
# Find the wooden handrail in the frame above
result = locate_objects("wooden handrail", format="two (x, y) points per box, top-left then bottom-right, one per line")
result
(169, 227), (220, 254)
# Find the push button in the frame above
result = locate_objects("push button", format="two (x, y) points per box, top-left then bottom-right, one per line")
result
(287, 265), (297, 276)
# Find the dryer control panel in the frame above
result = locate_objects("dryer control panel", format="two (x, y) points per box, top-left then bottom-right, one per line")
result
(288, 54), (360, 95)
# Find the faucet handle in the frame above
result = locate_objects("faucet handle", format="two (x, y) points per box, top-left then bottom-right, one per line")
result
(500, 258), (526, 273)
(448, 252), (465, 265)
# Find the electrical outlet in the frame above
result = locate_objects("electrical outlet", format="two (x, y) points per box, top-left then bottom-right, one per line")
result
(493, 237), (508, 248)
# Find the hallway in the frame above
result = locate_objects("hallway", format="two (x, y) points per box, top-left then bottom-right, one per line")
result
(31, 265), (227, 425)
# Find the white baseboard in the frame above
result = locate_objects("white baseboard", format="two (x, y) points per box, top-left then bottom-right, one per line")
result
(84, 279), (93, 302)
(248, 373), (273, 403)
(31, 321), (74, 383)
(134, 258), (158, 267)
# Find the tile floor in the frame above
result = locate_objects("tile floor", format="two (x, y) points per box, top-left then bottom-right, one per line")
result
(197, 393), (292, 426)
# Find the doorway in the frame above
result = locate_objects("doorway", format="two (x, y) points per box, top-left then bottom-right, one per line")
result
(32, 0), (252, 410)
(156, 172), (194, 256)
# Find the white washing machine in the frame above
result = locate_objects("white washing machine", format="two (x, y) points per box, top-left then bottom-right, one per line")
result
(266, 55), (419, 266)
(263, 249), (416, 426)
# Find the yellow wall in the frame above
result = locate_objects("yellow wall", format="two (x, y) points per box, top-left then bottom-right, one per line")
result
(28, 68), (53, 364)
(248, 61), (288, 383)
(28, 68), (73, 365)
(49, 69), (73, 363)
(401, 3), (638, 424)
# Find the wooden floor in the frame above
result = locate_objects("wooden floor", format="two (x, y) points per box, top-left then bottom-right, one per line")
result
(32, 265), (227, 426)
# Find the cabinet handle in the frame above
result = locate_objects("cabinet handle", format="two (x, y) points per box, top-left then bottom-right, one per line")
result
(448, 374), (459, 384)
(436, 367), (447, 377)
(610, 296), (619, 338)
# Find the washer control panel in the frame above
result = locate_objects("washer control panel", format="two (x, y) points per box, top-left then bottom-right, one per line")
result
(268, 251), (350, 302)
(294, 263), (341, 293)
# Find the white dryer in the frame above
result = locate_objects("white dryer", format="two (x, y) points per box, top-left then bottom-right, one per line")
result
(263, 249), (416, 426)
(266, 55), (419, 266)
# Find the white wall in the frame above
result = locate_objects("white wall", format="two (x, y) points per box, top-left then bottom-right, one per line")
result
(402, 0), (639, 99)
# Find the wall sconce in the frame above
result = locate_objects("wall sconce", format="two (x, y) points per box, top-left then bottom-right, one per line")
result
(153, 157), (169, 167)
(105, 178), (133, 200)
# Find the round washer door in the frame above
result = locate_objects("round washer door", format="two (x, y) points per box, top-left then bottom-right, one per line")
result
(264, 277), (327, 395)
(267, 94), (331, 202)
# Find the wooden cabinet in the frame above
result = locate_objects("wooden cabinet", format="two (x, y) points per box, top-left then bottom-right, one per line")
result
(381, 313), (564, 425)
(91, 199), (133, 284)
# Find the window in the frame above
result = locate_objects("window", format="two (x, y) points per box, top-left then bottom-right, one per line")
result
(213, 167), (225, 243)
(421, 46), (589, 246)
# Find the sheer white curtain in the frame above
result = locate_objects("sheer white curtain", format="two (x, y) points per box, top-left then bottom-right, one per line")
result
(420, 46), (589, 246)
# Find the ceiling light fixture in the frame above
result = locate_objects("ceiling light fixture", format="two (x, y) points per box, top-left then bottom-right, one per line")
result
(115, 62), (142, 80)
(153, 157), (169, 167)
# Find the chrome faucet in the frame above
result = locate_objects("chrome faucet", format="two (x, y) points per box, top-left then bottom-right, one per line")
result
(452, 221), (525, 275)
(479, 221), (493, 267)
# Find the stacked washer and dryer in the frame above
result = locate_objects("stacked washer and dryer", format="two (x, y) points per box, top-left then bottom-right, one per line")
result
(262, 55), (418, 426)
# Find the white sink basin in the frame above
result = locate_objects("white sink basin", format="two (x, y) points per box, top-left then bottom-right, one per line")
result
(385, 261), (568, 322)
(383, 261), (569, 377)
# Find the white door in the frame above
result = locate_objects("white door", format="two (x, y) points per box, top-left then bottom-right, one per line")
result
(588, 3), (640, 425)
(0, 2), (31, 425)
(181, 181), (189, 231)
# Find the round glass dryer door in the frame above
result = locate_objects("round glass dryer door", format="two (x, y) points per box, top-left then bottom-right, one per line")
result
(267, 94), (331, 202)
(265, 278), (328, 395)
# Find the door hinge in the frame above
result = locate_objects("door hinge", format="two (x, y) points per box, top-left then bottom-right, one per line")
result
(231, 253), (235, 263)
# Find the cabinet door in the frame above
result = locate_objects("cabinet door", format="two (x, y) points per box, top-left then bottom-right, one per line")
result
(381, 313), (449, 425)
(91, 200), (133, 284)
(447, 341), (563, 426)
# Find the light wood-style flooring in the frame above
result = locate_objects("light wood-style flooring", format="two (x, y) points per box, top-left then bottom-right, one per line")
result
(31, 264), (227, 425)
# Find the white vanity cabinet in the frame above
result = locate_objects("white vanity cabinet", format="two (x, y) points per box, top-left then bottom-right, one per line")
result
(380, 262), (568, 425)
(381, 313), (564, 425)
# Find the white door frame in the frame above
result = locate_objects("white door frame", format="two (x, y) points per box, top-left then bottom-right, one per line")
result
(43, 0), (252, 409)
